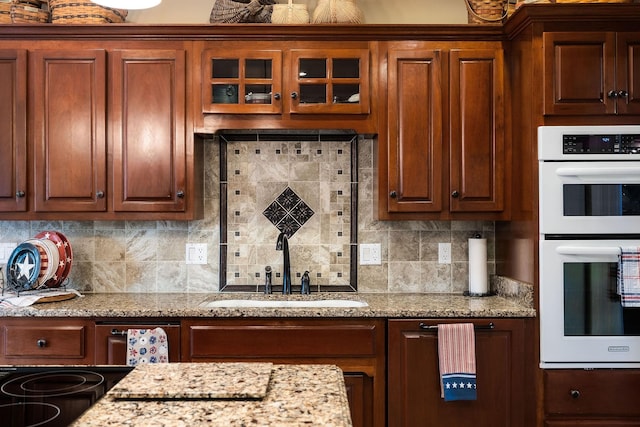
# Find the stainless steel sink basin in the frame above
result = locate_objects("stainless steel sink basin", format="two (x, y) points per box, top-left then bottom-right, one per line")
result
(199, 299), (368, 308)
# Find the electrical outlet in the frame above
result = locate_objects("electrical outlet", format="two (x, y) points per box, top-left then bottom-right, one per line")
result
(185, 243), (207, 265)
(438, 242), (452, 264)
(359, 243), (381, 265)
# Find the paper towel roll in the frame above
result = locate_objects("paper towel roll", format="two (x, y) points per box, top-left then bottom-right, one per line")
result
(468, 237), (488, 295)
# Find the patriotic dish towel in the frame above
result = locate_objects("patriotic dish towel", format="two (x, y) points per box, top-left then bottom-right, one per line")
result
(438, 323), (477, 401)
(127, 328), (169, 366)
(618, 247), (640, 307)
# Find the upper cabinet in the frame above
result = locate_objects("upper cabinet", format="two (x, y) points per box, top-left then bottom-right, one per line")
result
(195, 41), (375, 134)
(544, 31), (640, 115)
(109, 49), (189, 214)
(0, 49), (27, 213)
(31, 49), (108, 213)
(379, 42), (507, 220)
(0, 41), (202, 220)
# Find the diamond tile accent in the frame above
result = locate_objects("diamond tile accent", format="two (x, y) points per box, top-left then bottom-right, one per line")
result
(263, 187), (314, 238)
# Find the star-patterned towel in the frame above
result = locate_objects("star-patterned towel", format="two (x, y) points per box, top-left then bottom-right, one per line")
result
(126, 328), (169, 366)
(438, 323), (477, 401)
(619, 247), (640, 307)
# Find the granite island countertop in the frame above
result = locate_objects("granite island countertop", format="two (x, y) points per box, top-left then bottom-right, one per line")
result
(0, 292), (535, 318)
(71, 363), (352, 427)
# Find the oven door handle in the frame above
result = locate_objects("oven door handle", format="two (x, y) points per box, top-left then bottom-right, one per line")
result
(556, 246), (621, 256)
(556, 167), (640, 183)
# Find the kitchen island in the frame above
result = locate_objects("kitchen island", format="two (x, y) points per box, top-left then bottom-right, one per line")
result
(72, 363), (352, 427)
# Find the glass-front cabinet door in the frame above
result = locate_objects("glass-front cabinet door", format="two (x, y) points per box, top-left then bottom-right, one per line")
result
(288, 49), (370, 114)
(202, 49), (282, 113)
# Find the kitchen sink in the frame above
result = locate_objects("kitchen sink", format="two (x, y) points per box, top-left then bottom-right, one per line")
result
(199, 299), (368, 308)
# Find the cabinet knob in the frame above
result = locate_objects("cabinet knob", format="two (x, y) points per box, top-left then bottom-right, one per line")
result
(618, 90), (629, 99)
(570, 389), (580, 399)
(274, 93), (281, 100)
(291, 92), (298, 100)
(389, 191), (397, 198)
(96, 191), (105, 199)
(607, 90), (619, 99)
(16, 191), (25, 198)
(177, 190), (185, 199)
(36, 339), (46, 348)
(451, 190), (460, 198)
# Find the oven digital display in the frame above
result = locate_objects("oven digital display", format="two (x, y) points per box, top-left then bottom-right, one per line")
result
(563, 134), (640, 154)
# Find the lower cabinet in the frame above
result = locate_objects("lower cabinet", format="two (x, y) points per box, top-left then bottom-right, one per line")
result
(181, 318), (386, 427)
(0, 318), (94, 364)
(387, 318), (528, 427)
(94, 321), (181, 365)
(544, 369), (640, 426)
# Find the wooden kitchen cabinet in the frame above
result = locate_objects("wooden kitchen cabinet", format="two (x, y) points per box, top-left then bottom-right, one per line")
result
(0, 318), (94, 365)
(110, 49), (192, 214)
(31, 49), (108, 213)
(544, 369), (640, 426)
(387, 318), (527, 427)
(379, 42), (507, 220)
(0, 43), (202, 220)
(0, 49), (27, 213)
(543, 32), (640, 116)
(181, 318), (385, 427)
(201, 45), (369, 115)
(94, 321), (181, 365)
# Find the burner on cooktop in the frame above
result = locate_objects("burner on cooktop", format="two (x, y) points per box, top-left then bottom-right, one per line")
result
(1, 370), (105, 398)
(0, 402), (61, 427)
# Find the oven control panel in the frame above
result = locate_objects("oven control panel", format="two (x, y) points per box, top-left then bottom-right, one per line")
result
(563, 134), (640, 154)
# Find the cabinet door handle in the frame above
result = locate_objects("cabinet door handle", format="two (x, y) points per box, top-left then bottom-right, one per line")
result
(96, 191), (105, 199)
(419, 322), (494, 331)
(274, 93), (281, 100)
(177, 190), (185, 198)
(36, 339), (46, 348)
(618, 90), (629, 100)
(291, 92), (298, 100)
(16, 191), (25, 198)
(389, 191), (397, 198)
(451, 190), (460, 198)
(607, 90), (619, 99)
(570, 389), (580, 399)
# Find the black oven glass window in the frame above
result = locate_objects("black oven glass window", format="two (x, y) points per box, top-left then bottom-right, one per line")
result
(563, 184), (640, 216)
(564, 262), (640, 336)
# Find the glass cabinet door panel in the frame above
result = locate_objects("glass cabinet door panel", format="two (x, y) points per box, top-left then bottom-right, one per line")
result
(212, 59), (239, 78)
(299, 84), (326, 104)
(212, 84), (239, 104)
(333, 58), (360, 78)
(299, 58), (327, 78)
(245, 84), (273, 104)
(333, 84), (360, 104)
(245, 59), (272, 79)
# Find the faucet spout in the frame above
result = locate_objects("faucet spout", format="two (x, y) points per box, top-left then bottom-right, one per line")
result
(276, 232), (291, 294)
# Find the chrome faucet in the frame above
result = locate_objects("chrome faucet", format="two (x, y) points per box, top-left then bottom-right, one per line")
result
(276, 232), (291, 294)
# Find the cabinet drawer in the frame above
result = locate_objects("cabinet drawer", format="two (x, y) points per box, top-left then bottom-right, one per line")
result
(545, 369), (640, 417)
(4, 325), (88, 358)
(185, 319), (382, 359)
(95, 323), (181, 365)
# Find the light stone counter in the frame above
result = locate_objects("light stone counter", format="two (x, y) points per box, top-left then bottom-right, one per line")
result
(71, 363), (352, 427)
(0, 292), (535, 318)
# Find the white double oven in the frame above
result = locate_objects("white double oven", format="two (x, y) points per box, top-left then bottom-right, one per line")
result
(539, 125), (640, 368)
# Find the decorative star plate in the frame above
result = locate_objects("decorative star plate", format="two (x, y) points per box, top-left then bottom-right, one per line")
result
(34, 231), (72, 288)
(6, 243), (41, 292)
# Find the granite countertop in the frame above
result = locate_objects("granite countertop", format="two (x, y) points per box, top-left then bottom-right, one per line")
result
(71, 363), (352, 427)
(0, 291), (535, 318)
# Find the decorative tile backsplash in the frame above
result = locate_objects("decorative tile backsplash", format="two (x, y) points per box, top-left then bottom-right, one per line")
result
(0, 136), (495, 294)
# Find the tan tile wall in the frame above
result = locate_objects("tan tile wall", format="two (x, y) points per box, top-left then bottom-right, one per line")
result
(0, 137), (494, 293)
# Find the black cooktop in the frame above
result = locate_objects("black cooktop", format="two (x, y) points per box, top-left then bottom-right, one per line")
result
(0, 366), (131, 427)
